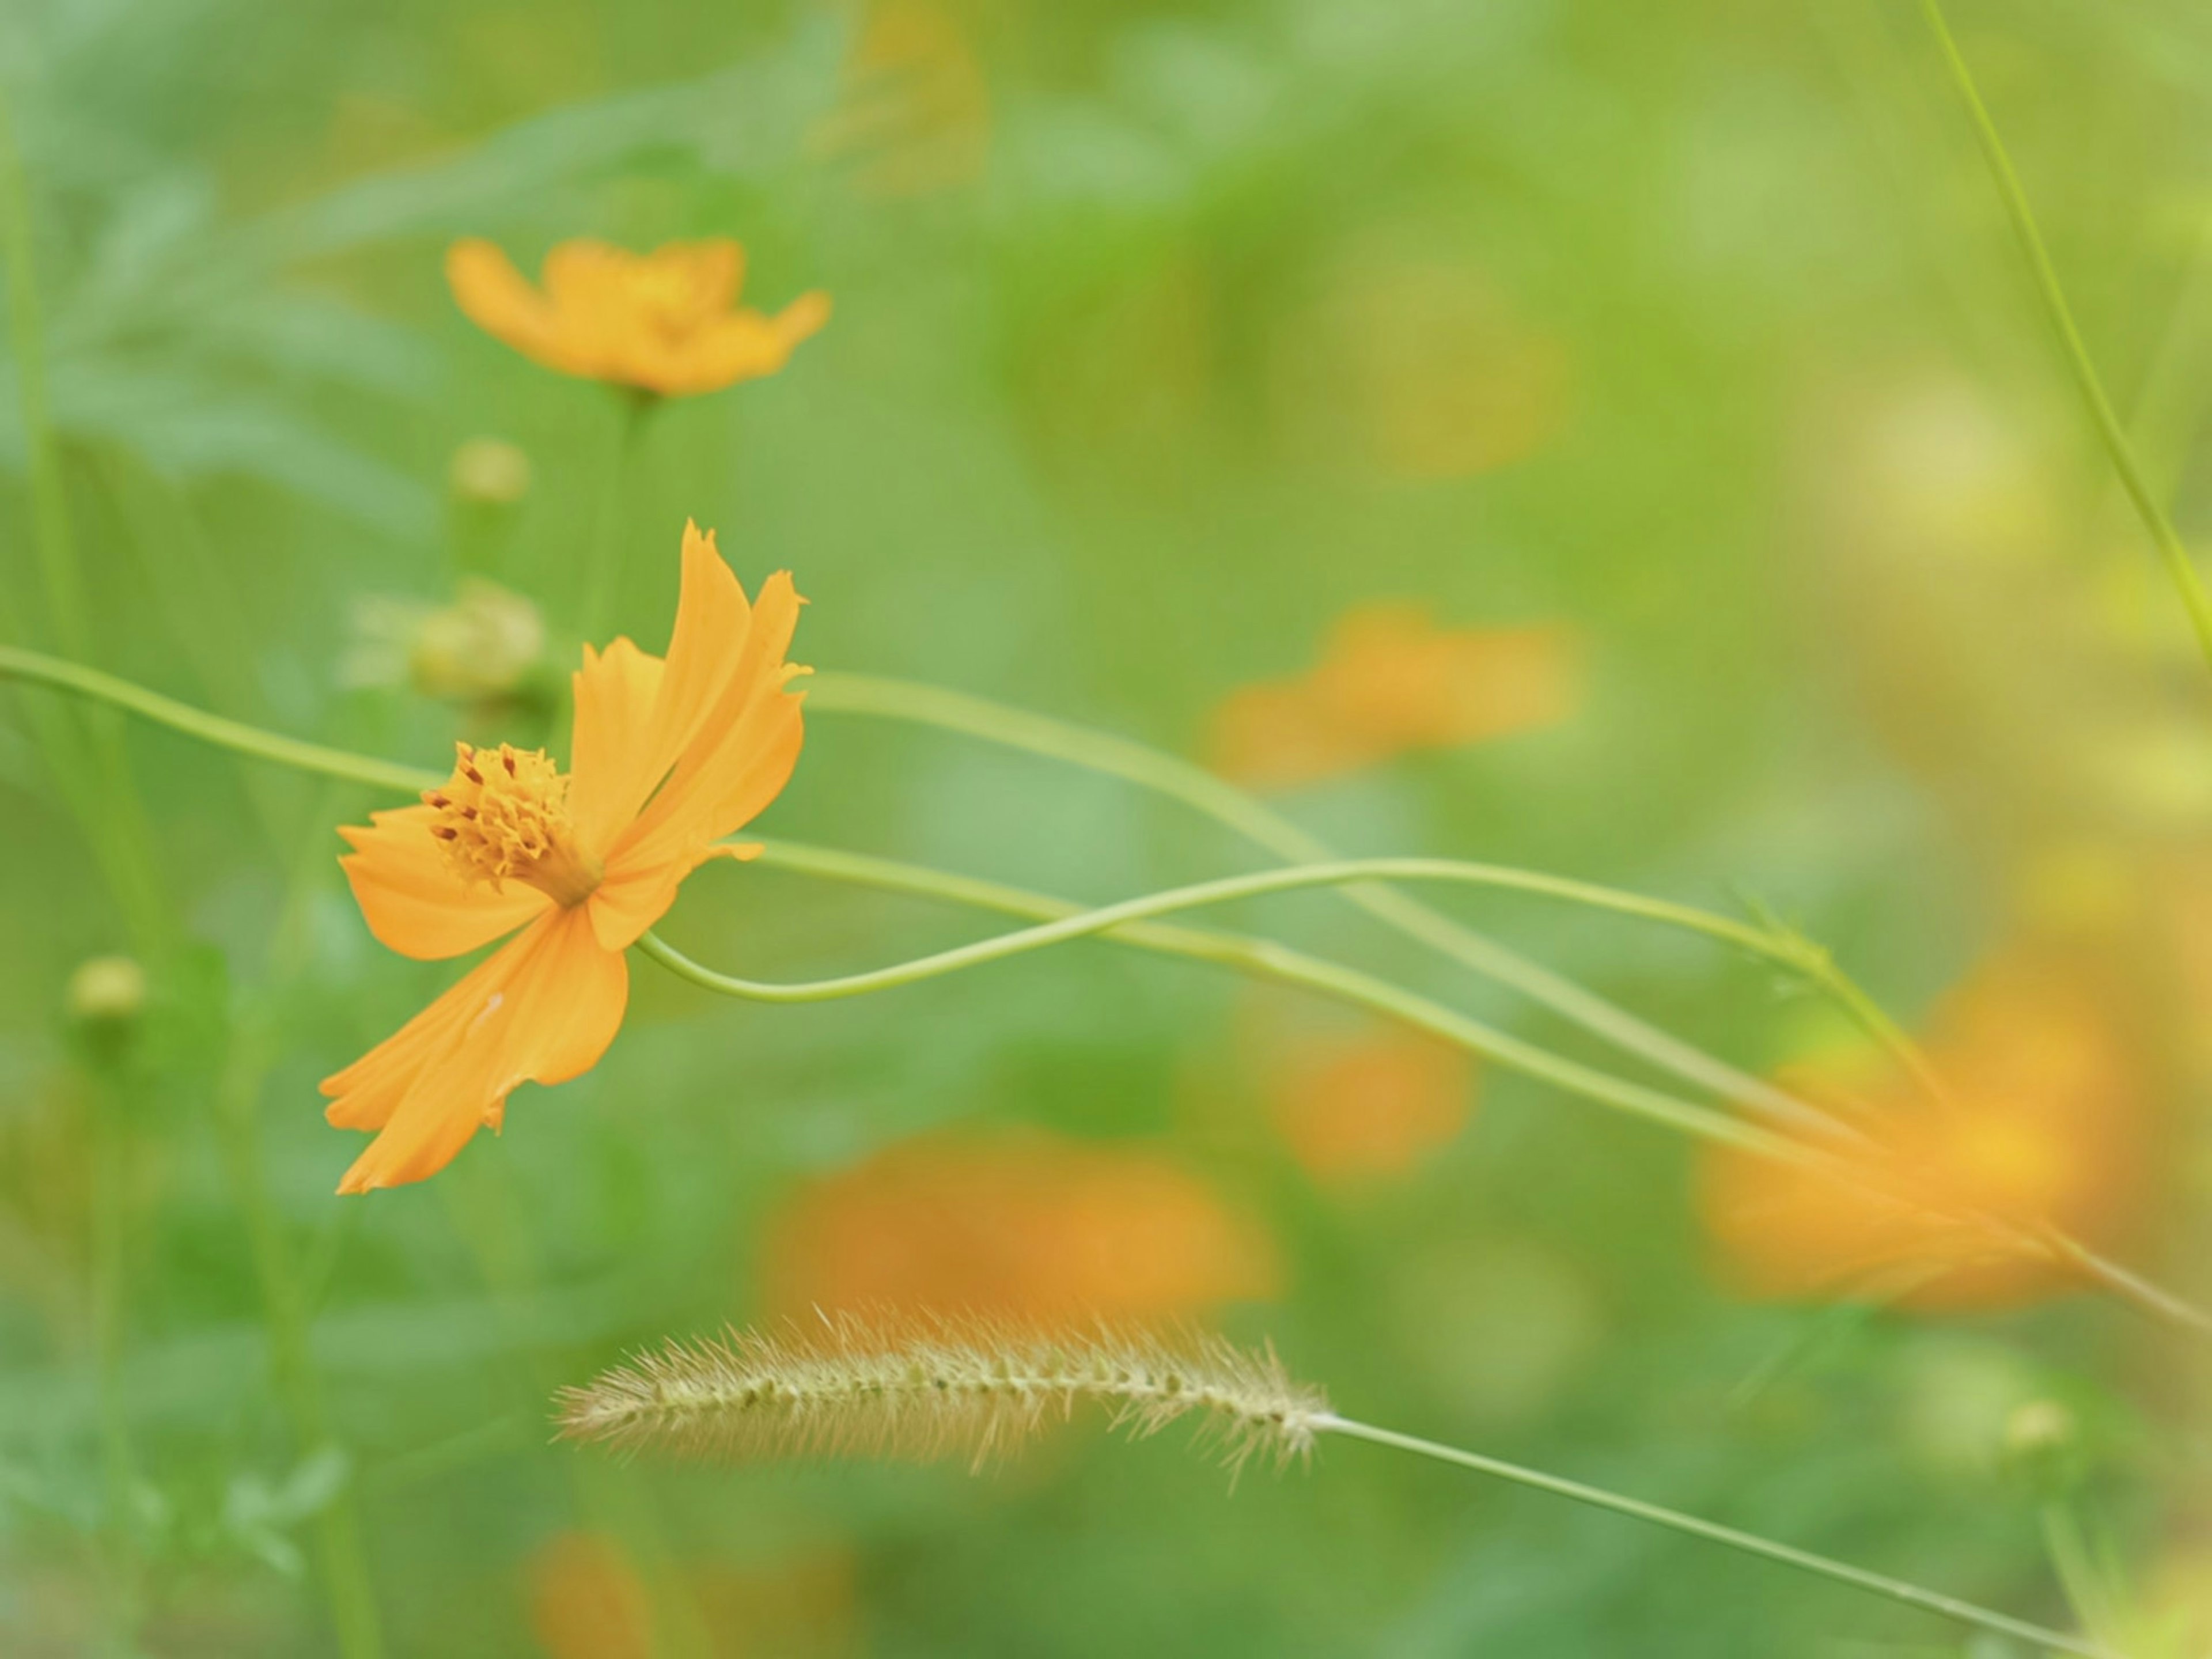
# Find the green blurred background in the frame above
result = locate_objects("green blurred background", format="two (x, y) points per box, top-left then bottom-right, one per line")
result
(6, 0), (2212, 1652)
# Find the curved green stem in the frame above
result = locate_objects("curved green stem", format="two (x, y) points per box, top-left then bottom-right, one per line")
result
(644, 869), (1801, 1163)
(649, 850), (1853, 1088)
(805, 672), (1910, 1130)
(0, 645), (440, 794)
(13, 645), (2211, 1333)
(1919, 0), (2212, 676)
(1320, 1416), (2111, 1658)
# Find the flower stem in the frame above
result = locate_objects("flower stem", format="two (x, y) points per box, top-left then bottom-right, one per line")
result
(644, 854), (1802, 1162)
(0, 98), (88, 657)
(1317, 1415), (2111, 1658)
(0, 97), (172, 959)
(0, 643), (440, 794)
(214, 813), (388, 1659)
(578, 393), (653, 641)
(86, 1058), (143, 1652)
(8, 646), (2208, 1334)
(1918, 0), (2212, 677)
(652, 847), (1875, 1138)
(805, 672), (1900, 1133)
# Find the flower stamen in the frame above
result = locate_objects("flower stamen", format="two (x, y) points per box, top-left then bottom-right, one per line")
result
(425, 741), (603, 906)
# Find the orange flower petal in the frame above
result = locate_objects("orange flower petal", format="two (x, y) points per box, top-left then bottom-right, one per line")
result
(338, 804), (551, 961)
(446, 239), (567, 369)
(1207, 605), (1581, 789)
(665, 294), (833, 396)
(620, 524), (758, 821)
(762, 1130), (1280, 1326)
(577, 547), (806, 951)
(618, 569), (805, 852)
(586, 840), (762, 954)
(322, 908), (627, 1194)
(567, 636), (668, 852)
(1697, 942), (2146, 1312)
(449, 236), (824, 395)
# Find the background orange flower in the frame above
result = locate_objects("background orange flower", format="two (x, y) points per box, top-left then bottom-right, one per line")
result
(1243, 1003), (1475, 1187)
(525, 1532), (855, 1659)
(1209, 604), (1582, 789)
(758, 1128), (1280, 1326)
(447, 238), (830, 396)
(1699, 940), (2152, 1312)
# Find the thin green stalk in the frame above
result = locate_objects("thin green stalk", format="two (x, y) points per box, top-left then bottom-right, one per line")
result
(0, 101), (172, 957)
(643, 872), (1801, 1163)
(2037, 1499), (2135, 1654)
(86, 1060), (142, 1653)
(805, 672), (1902, 1131)
(215, 812), (387, 1658)
(1918, 0), (2212, 676)
(2034, 1225), (2212, 1339)
(1319, 1415), (2110, 1658)
(578, 394), (653, 641)
(716, 841), (2172, 1317)
(0, 642), (1887, 1128)
(653, 850), (1867, 1067)
(215, 1025), (386, 1659)
(0, 98), (87, 656)
(434, 1161), (716, 1659)
(11, 649), (2209, 1330)
(0, 645), (438, 793)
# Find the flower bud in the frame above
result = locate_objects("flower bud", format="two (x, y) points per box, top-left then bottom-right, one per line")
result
(448, 437), (531, 507)
(67, 956), (146, 1027)
(407, 580), (546, 704)
(343, 581), (547, 707)
(2003, 1398), (2084, 1499)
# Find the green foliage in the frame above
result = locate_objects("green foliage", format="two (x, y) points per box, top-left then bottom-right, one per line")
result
(2, 0), (2206, 1654)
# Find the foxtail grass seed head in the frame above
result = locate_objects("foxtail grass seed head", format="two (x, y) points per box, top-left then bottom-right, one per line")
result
(555, 1313), (1330, 1476)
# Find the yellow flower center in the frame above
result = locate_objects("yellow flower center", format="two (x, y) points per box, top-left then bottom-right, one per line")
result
(425, 742), (603, 907)
(633, 266), (713, 338)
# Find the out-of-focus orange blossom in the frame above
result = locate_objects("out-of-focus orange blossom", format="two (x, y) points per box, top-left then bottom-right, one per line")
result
(1208, 603), (1581, 790)
(447, 238), (829, 397)
(528, 1533), (653, 1659)
(759, 1128), (1279, 1325)
(811, 0), (990, 198)
(526, 1532), (855, 1659)
(1700, 940), (2150, 1312)
(1262, 1018), (1475, 1187)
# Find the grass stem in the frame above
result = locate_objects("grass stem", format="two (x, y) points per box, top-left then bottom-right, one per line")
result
(805, 672), (1908, 1131)
(9, 647), (2208, 1335)
(1320, 1415), (2111, 1658)
(1918, 0), (2212, 677)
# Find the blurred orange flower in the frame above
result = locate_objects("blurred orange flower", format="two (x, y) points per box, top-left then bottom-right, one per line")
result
(324, 524), (806, 1193)
(528, 1533), (653, 1659)
(1210, 604), (1581, 789)
(761, 1129), (1279, 1325)
(446, 238), (830, 397)
(1699, 942), (2149, 1312)
(1256, 1012), (1475, 1185)
(527, 1532), (855, 1659)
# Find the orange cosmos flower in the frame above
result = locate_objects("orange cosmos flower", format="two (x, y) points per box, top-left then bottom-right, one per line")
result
(1264, 1022), (1475, 1187)
(1699, 941), (2149, 1311)
(1210, 604), (1581, 790)
(323, 523), (806, 1194)
(446, 237), (830, 397)
(760, 1129), (1280, 1327)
